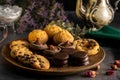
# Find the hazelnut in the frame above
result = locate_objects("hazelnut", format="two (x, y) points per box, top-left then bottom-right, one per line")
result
(49, 45), (57, 50)
(84, 70), (97, 78)
(36, 38), (42, 45)
(111, 64), (118, 70)
(65, 41), (71, 46)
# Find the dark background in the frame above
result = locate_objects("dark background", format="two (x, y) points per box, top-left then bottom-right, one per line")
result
(57, 0), (120, 12)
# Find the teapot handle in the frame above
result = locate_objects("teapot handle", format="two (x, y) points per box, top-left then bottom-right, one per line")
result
(114, 0), (120, 11)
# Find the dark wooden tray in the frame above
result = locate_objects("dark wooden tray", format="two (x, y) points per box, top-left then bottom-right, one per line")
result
(1, 45), (105, 75)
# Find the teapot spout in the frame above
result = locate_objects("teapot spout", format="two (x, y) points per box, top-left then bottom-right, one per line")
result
(76, 0), (86, 20)
(114, 0), (120, 11)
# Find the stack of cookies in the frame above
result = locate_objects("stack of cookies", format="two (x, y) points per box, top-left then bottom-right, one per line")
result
(53, 52), (69, 67)
(69, 51), (89, 66)
(10, 40), (50, 70)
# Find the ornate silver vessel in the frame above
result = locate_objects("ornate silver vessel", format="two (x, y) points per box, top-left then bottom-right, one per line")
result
(0, 5), (22, 23)
(0, 5), (22, 43)
(76, 0), (120, 29)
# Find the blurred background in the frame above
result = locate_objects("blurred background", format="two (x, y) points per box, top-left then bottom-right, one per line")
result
(57, 0), (120, 12)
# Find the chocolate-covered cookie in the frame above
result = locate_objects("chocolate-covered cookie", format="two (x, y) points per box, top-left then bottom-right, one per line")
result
(58, 41), (75, 49)
(61, 48), (76, 55)
(43, 45), (61, 57)
(69, 51), (89, 66)
(53, 53), (69, 67)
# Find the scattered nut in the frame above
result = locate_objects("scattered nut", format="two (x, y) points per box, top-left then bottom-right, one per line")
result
(49, 45), (57, 50)
(65, 41), (71, 46)
(106, 70), (114, 76)
(84, 70), (97, 78)
(111, 64), (118, 70)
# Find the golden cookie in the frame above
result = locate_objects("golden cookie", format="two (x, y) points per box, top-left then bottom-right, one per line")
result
(53, 29), (74, 44)
(74, 39), (100, 56)
(10, 45), (25, 58)
(28, 29), (48, 44)
(44, 24), (62, 38)
(28, 55), (41, 69)
(10, 46), (31, 59)
(18, 53), (32, 64)
(10, 40), (29, 49)
(33, 54), (50, 70)
(18, 49), (33, 62)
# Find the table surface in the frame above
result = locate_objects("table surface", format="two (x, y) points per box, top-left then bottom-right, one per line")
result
(0, 12), (120, 80)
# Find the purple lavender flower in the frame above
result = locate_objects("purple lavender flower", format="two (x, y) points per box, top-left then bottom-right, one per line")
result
(5, 0), (69, 33)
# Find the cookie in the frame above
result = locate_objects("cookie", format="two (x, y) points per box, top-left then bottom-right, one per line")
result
(9, 39), (50, 70)
(69, 51), (89, 66)
(43, 45), (61, 57)
(28, 54), (41, 69)
(10, 40), (29, 49)
(14, 53), (50, 70)
(33, 54), (50, 69)
(30, 42), (48, 51)
(74, 39), (100, 56)
(53, 53), (69, 67)
(18, 53), (32, 64)
(53, 29), (74, 44)
(58, 41), (75, 49)
(42, 45), (61, 65)
(18, 50), (33, 62)
(44, 24), (62, 38)
(10, 45), (30, 59)
(61, 48), (76, 55)
(28, 29), (48, 44)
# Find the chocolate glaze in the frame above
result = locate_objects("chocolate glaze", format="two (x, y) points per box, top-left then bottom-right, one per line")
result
(53, 53), (69, 67)
(61, 48), (76, 55)
(69, 51), (90, 66)
(54, 52), (69, 60)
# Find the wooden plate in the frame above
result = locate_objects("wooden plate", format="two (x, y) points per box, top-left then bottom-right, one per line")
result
(1, 45), (105, 75)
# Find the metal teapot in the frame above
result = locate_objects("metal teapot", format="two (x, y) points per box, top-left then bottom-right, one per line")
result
(76, 0), (120, 29)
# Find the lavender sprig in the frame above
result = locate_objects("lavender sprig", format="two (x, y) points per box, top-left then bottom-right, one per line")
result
(3, 0), (69, 33)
